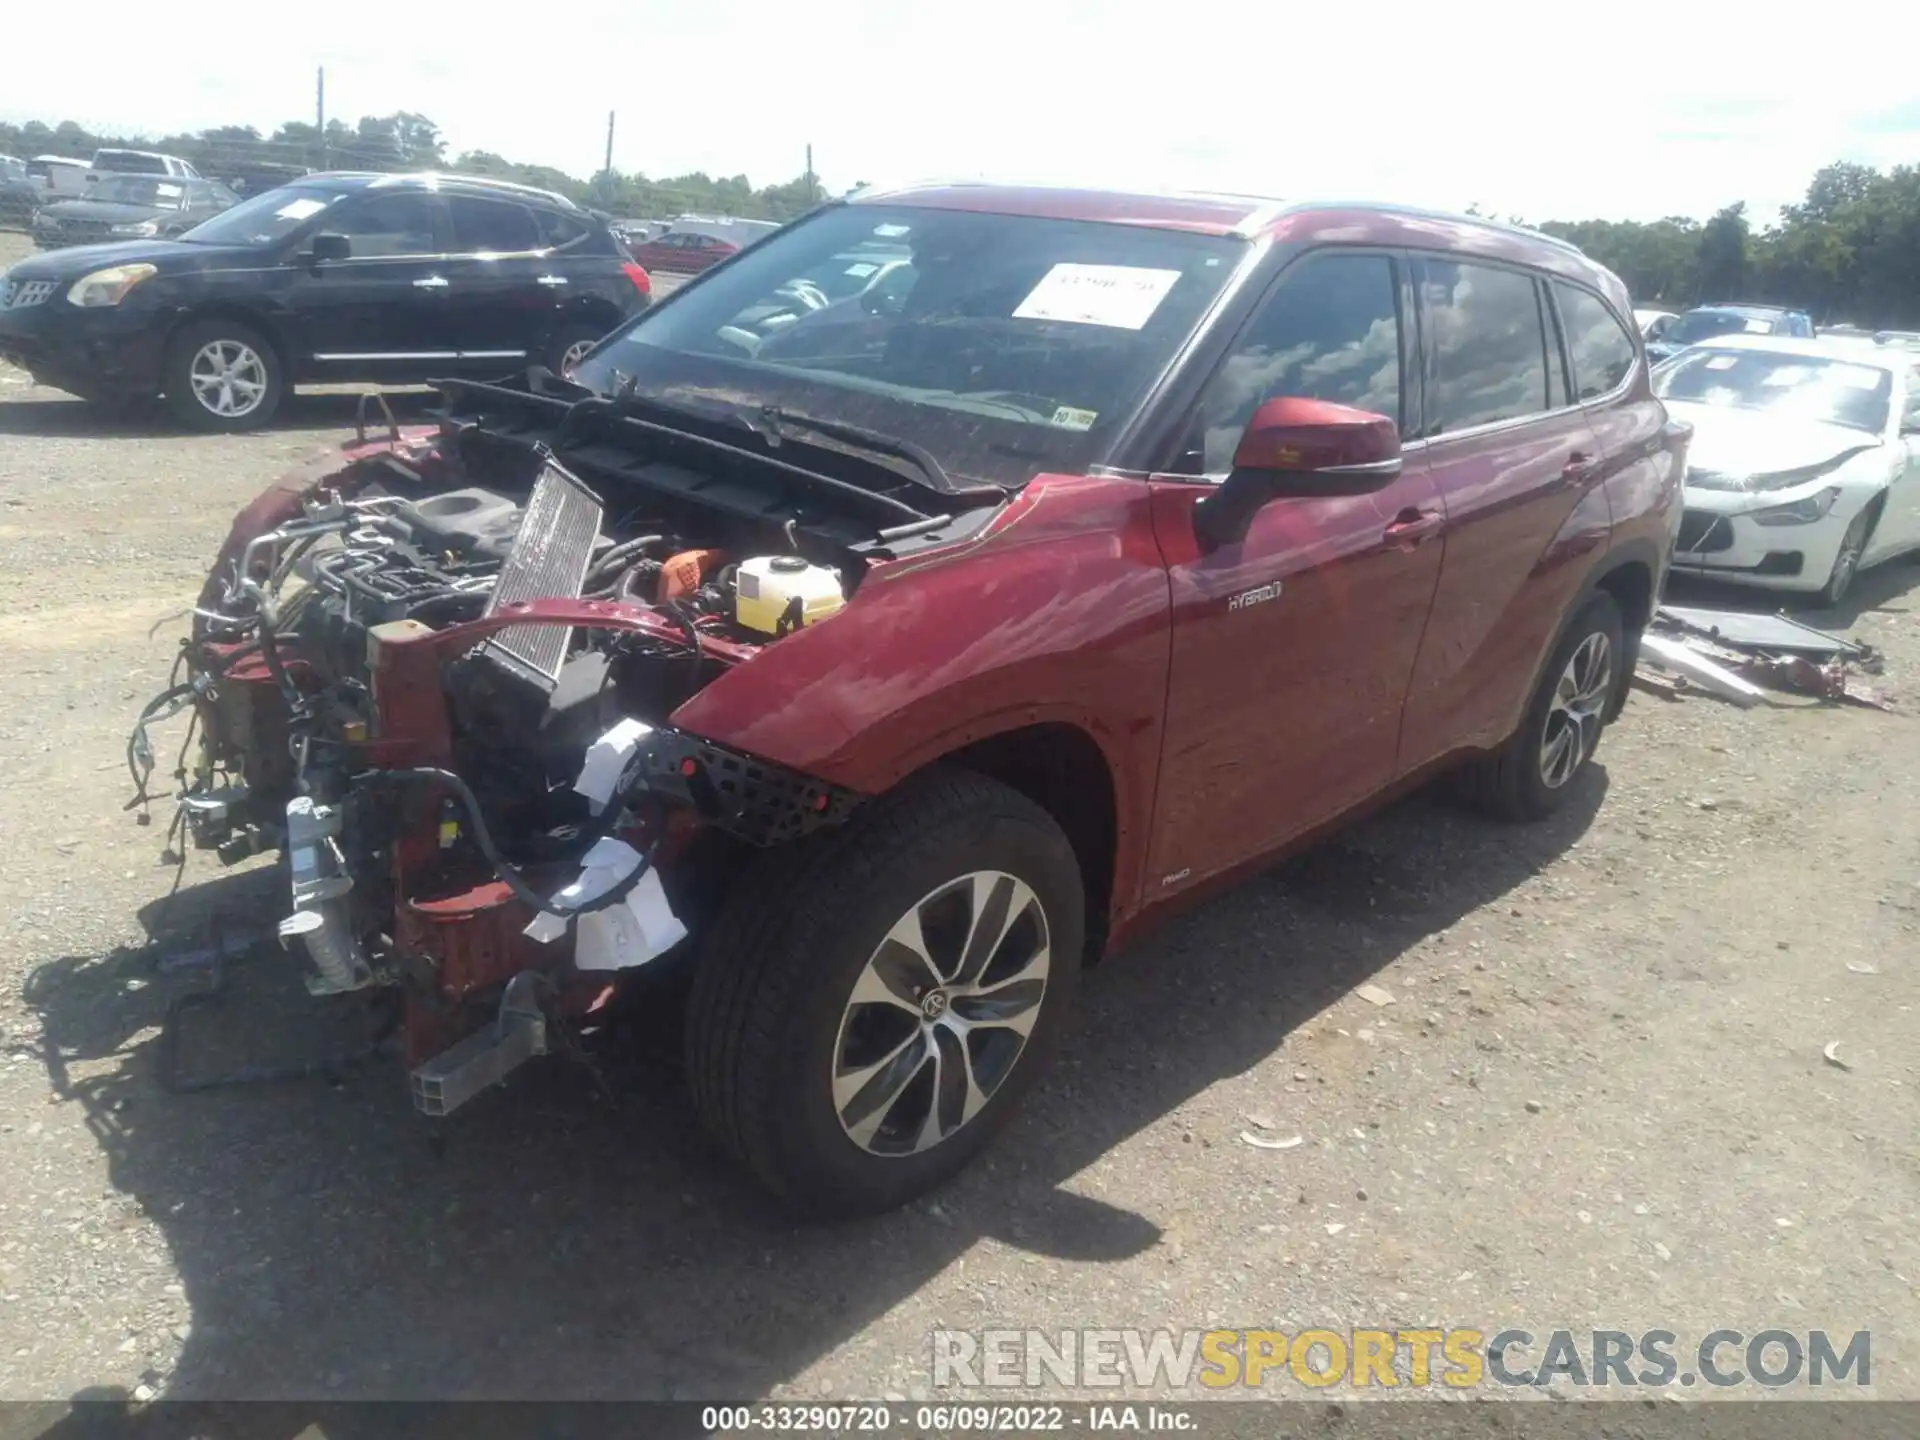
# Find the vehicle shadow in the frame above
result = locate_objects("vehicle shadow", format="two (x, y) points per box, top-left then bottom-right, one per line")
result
(1664, 557), (1920, 633)
(23, 769), (1608, 1412)
(0, 390), (434, 440)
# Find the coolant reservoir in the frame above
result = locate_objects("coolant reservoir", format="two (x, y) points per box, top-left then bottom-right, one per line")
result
(735, 555), (845, 635)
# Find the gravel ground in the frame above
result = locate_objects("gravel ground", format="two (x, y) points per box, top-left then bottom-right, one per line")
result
(1, 229), (1916, 1412)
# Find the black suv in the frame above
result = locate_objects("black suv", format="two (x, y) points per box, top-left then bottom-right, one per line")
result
(0, 172), (650, 430)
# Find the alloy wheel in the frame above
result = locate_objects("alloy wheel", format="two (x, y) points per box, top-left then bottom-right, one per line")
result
(831, 870), (1051, 1157)
(1539, 631), (1612, 789)
(560, 338), (596, 374)
(188, 339), (268, 419)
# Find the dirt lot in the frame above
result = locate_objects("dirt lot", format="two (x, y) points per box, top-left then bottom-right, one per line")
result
(1, 229), (1917, 1410)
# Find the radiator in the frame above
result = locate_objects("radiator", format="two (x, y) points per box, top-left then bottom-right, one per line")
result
(479, 459), (604, 689)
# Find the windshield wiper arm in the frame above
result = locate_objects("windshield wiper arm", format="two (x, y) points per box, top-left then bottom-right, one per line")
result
(748, 404), (982, 497)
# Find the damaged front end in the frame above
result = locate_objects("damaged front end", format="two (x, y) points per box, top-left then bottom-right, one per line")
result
(129, 382), (962, 1115)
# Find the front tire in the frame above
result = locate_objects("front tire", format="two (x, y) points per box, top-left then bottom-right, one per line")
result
(162, 319), (283, 432)
(1814, 506), (1872, 608)
(1460, 591), (1624, 822)
(686, 768), (1083, 1218)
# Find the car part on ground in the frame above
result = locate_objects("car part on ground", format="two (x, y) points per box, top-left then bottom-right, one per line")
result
(1634, 607), (1889, 710)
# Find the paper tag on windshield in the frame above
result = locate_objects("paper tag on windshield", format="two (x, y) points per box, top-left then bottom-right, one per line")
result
(1742, 318), (1771, 333)
(276, 197), (329, 221)
(844, 262), (878, 277)
(1703, 354), (1739, 370)
(1049, 405), (1099, 431)
(156, 183), (182, 197)
(1013, 264), (1182, 330)
(872, 223), (910, 238)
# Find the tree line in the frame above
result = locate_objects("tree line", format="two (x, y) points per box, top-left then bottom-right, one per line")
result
(1528, 161), (1920, 328)
(0, 113), (829, 223)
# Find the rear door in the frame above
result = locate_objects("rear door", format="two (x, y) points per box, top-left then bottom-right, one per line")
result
(437, 194), (553, 370)
(1396, 257), (1614, 773)
(279, 189), (451, 378)
(1147, 248), (1447, 891)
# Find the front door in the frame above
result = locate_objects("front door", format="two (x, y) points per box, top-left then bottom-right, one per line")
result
(279, 190), (452, 378)
(1147, 249), (1446, 894)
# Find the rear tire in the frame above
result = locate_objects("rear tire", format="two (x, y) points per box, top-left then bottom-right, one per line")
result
(547, 321), (609, 377)
(685, 768), (1083, 1218)
(162, 319), (283, 432)
(1458, 591), (1624, 822)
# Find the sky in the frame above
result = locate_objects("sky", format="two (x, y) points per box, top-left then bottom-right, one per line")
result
(6, 0), (1918, 226)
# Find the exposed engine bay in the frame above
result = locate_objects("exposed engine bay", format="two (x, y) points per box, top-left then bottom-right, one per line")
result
(132, 376), (1001, 1114)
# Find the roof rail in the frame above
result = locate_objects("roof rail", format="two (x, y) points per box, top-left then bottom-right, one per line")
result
(366, 170), (577, 208)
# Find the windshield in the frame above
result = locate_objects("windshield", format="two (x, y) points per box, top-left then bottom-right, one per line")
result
(1653, 347), (1892, 434)
(179, 186), (343, 246)
(87, 176), (187, 208)
(572, 203), (1246, 487)
(1665, 310), (1776, 345)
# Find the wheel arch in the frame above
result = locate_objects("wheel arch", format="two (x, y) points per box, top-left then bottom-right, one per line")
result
(935, 721), (1119, 964)
(161, 303), (293, 380)
(1530, 539), (1661, 729)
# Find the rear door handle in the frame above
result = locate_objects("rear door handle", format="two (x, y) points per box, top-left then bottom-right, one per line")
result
(1562, 450), (1598, 487)
(412, 275), (449, 290)
(1383, 508), (1444, 548)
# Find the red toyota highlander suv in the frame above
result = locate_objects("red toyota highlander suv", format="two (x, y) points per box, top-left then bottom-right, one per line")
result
(148, 183), (1686, 1216)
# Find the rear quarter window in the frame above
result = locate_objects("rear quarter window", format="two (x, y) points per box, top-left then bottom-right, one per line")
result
(1553, 283), (1637, 400)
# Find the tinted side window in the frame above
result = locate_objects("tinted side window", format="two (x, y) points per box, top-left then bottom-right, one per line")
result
(446, 196), (539, 254)
(1190, 252), (1403, 473)
(1421, 260), (1550, 434)
(1554, 283), (1637, 400)
(535, 209), (590, 250)
(330, 194), (439, 257)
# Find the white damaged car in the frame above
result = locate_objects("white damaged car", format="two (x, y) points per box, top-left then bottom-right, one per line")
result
(1654, 335), (1920, 605)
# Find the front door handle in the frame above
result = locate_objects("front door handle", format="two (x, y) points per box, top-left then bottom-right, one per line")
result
(1562, 450), (1598, 488)
(1384, 508), (1445, 549)
(412, 275), (449, 290)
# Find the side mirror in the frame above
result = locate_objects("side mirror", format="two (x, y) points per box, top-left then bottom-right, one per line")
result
(1194, 396), (1402, 551)
(307, 231), (351, 265)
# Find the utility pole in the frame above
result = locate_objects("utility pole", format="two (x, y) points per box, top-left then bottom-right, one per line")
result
(316, 66), (327, 171)
(805, 143), (814, 203)
(602, 111), (616, 209)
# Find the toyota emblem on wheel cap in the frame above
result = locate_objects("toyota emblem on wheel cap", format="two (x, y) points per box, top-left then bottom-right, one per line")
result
(920, 990), (949, 1020)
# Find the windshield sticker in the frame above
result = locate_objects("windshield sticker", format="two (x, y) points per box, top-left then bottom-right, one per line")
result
(1049, 405), (1099, 431)
(1013, 264), (1183, 330)
(1761, 366), (1811, 387)
(872, 223), (911, 238)
(275, 197), (329, 221)
(1703, 354), (1740, 370)
(1743, 318), (1771, 333)
(156, 183), (183, 197)
(844, 262), (879, 277)
(1827, 364), (1883, 389)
